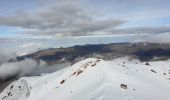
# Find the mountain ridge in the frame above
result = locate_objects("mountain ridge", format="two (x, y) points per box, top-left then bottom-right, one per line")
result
(1, 57), (170, 100)
(10, 43), (170, 65)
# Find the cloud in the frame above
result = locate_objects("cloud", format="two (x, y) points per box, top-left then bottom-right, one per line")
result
(0, 0), (125, 36)
(18, 42), (43, 55)
(0, 51), (17, 64)
(0, 39), (45, 64)
(0, 42), (18, 63)
(109, 26), (170, 34)
(106, 26), (170, 43)
(0, 59), (47, 80)
(142, 32), (170, 43)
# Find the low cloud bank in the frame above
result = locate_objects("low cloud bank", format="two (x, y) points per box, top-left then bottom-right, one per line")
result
(0, 52), (17, 64)
(0, 59), (47, 81)
(142, 33), (170, 43)
(0, 41), (44, 64)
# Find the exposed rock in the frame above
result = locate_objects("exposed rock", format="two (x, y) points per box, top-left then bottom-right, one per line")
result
(120, 84), (127, 89)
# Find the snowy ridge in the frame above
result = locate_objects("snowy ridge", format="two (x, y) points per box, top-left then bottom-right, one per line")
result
(1, 57), (170, 100)
(0, 79), (31, 100)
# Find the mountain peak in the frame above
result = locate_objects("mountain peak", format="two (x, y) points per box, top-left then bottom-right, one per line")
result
(1, 57), (170, 100)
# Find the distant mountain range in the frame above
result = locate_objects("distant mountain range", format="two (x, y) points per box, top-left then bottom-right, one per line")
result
(10, 42), (170, 65)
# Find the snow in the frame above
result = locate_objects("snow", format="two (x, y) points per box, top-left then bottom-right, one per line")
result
(1, 57), (170, 100)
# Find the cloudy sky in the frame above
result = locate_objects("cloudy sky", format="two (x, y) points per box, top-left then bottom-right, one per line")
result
(0, 0), (170, 37)
(1, 0), (170, 80)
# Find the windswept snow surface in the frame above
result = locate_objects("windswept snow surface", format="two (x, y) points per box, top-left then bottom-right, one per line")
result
(1, 57), (170, 100)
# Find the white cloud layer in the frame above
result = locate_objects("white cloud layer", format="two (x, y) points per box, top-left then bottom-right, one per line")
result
(0, 0), (124, 36)
(143, 33), (170, 43)
(0, 59), (47, 80)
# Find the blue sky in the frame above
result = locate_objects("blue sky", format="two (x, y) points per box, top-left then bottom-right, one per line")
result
(0, 26), (24, 37)
(0, 0), (170, 37)
(0, 0), (38, 15)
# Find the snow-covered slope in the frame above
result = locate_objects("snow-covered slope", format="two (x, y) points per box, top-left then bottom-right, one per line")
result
(1, 57), (170, 100)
